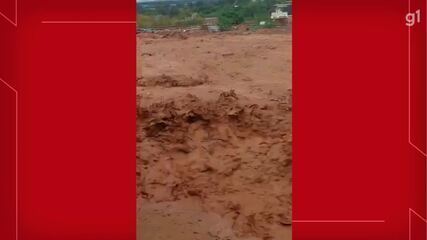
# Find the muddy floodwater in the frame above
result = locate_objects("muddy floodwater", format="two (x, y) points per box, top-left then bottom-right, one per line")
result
(137, 29), (292, 240)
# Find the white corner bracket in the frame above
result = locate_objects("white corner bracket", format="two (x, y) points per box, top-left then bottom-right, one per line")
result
(408, 208), (426, 240)
(407, 0), (426, 157)
(0, 0), (17, 27)
(0, 78), (18, 240)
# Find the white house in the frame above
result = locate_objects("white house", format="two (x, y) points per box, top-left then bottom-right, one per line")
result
(271, 3), (290, 20)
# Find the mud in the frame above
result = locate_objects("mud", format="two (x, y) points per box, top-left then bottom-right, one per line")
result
(138, 74), (210, 88)
(137, 30), (292, 240)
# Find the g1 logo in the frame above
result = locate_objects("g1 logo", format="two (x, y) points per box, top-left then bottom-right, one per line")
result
(406, 9), (421, 27)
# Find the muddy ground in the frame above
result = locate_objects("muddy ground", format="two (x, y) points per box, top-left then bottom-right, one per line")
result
(137, 29), (292, 240)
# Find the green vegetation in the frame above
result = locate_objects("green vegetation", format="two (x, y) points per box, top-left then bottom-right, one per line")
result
(218, 9), (244, 30)
(137, 0), (291, 30)
(137, 13), (204, 28)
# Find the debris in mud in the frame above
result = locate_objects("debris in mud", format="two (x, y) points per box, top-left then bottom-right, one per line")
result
(222, 52), (235, 57)
(138, 74), (209, 88)
(219, 90), (238, 102)
(160, 31), (189, 40)
(141, 52), (154, 56)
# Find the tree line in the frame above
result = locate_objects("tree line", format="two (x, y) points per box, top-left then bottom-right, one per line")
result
(137, 0), (291, 30)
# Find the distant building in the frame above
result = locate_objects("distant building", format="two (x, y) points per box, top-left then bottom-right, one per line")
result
(202, 17), (219, 32)
(271, 3), (292, 25)
(271, 4), (291, 20)
(207, 25), (220, 32)
(204, 17), (218, 26)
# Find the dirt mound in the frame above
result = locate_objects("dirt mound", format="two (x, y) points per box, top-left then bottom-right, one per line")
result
(160, 31), (189, 40)
(138, 73), (210, 88)
(234, 24), (251, 32)
(254, 28), (288, 35)
(137, 91), (292, 240)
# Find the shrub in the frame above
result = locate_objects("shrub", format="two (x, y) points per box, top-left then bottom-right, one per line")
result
(218, 9), (244, 30)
